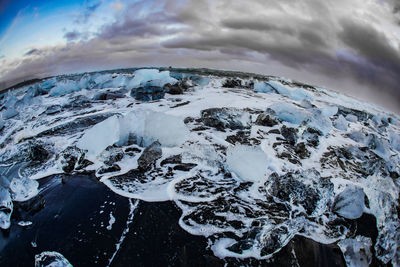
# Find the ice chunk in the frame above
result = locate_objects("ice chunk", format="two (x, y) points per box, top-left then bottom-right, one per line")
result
(0, 187), (13, 229)
(269, 103), (309, 125)
(34, 251), (72, 267)
(334, 115), (348, 131)
(333, 185), (365, 219)
(388, 130), (400, 152)
(128, 69), (177, 89)
(226, 145), (268, 182)
(0, 120), (4, 131)
(268, 81), (313, 101)
(2, 108), (19, 119)
(254, 81), (275, 93)
(40, 78), (57, 92)
(120, 110), (189, 147)
(18, 220), (33, 226)
(338, 236), (372, 267)
(77, 115), (121, 157)
(346, 114), (358, 123)
(106, 212), (115, 230)
(49, 80), (80, 96)
(307, 109), (332, 135)
(321, 105), (338, 117)
(10, 177), (39, 201)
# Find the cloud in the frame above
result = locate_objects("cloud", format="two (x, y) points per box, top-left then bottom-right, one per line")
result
(74, 0), (102, 24)
(64, 31), (82, 42)
(0, 0), (400, 113)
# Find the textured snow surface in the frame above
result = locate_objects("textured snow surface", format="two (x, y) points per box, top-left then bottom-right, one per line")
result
(1, 68), (400, 265)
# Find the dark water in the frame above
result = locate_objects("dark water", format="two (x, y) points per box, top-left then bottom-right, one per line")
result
(0, 174), (346, 266)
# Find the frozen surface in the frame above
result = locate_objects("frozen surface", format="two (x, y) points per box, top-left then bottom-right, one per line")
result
(226, 145), (268, 182)
(1, 68), (400, 265)
(10, 177), (39, 202)
(34, 251), (72, 267)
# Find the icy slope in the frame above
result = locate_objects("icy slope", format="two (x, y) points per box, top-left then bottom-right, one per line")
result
(0, 68), (399, 265)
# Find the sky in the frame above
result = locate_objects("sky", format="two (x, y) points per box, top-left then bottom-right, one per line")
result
(0, 0), (400, 114)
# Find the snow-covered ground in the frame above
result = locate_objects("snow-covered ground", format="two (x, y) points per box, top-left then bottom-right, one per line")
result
(0, 68), (399, 266)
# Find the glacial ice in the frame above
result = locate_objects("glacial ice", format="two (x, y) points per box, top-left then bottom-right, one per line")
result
(49, 80), (81, 96)
(0, 187), (13, 229)
(77, 115), (121, 157)
(77, 110), (189, 158)
(268, 81), (313, 101)
(269, 103), (309, 125)
(388, 130), (400, 152)
(128, 69), (177, 89)
(226, 145), (268, 182)
(338, 236), (372, 267)
(346, 114), (358, 123)
(2, 108), (19, 119)
(254, 81), (275, 93)
(334, 115), (348, 131)
(10, 177), (39, 202)
(34, 251), (72, 267)
(333, 185), (365, 219)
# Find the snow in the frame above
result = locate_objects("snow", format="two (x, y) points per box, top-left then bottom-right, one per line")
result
(333, 185), (365, 219)
(226, 145), (268, 182)
(34, 251), (72, 267)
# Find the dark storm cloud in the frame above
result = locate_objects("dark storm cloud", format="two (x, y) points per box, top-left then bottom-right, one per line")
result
(64, 31), (82, 42)
(1, 0), (400, 113)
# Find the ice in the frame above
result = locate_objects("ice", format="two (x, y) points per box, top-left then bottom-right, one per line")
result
(346, 114), (358, 122)
(34, 251), (72, 267)
(106, 212), (115, 230)
(128, 69), (177, 89)
(77, 115), (121, 157)
(334, 115), (348, 131)
(2, 108), (19, 119)
(226, 145), (268, 182)
(10, 177), (39, 202)
(333, 185), (365, 219)
(268, 81), (313, 101)
(18, 220), (33, 226)
(0, 120), (4, 130)
(307, 108), (332, 135)
(40, 78), (57, 92)
(321, 105), (338, 117)
(338, 236), (372, 267)
(388, 130), (400, 152)
(269, 103), (309, 125)
(49, 80), (80, 96)
(120, 110), (189, 147)
(254, 81), (275, 93)
(0, 187), (13, 229)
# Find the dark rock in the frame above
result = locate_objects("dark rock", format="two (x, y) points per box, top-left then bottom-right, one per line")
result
(192, 126), (209, 131)
(201, 108), (249, 131)
(93, 91), (125, 100)
(161, 155), (182, 166)
(281, 125), (297, 145)
(222, 78), (242, 88)
(173, 163), (197, 171)
(131, 85), (165, 101)
(183, 117), (194, 124)
(27, 142), (49, 163)
(268, 129), (280, 134)
(101, 146), (124, 166)
(137, 141), (162, 171)
(226, 131), (251, 145)
(98, 164), (121, 174)
(164, 81), (190, 95)
(124, 147), (141, 153)
(45, 105), (62, 115)
(171, 101), (190, 108)
(57, 146), (84, 173)
(295, 142), (310, 159)
(255, 113), (278, 127)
